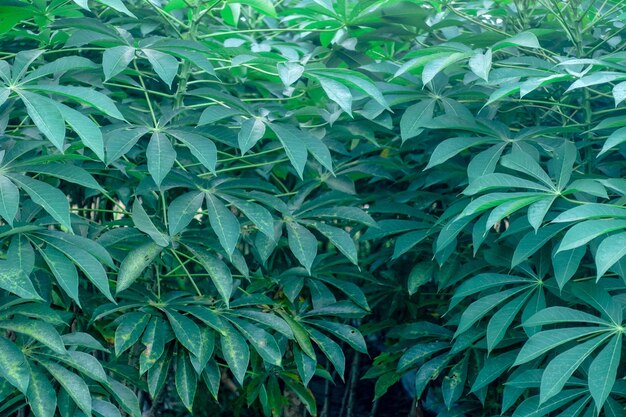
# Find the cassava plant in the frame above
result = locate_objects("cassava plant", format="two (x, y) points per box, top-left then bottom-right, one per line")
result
(4, 1), (626, 417)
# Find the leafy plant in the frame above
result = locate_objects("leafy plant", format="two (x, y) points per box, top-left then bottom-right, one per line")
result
(4, 1), (626, 417)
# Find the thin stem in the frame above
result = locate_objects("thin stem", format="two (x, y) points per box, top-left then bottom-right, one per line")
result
(170, 249), (203, 296)
(133, 61), (159, 128)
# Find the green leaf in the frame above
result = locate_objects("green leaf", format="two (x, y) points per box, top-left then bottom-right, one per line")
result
(600, 127), (626, 156)
(40, 238), (114, 302)
(175, 351), (197, 412)
(514, 327), (604, 366)
(455, 287), (527, 336)
(147, 354), (171, 399)
(0, 317), (65, 354)
(487, 293), (529, 353)
(198, 106), (242, 125)
(500, 150), (554, 188)
(566, 72), (623, 92)
(142, 49), (179, 87)
(0, 336), (30, 393)
(293, 346), (317, 385)
(464, 173), (551, 195)
(23, 56), (97, 82)
(107, 378), (141, 417)
(95, 0), (136, 17)
(6, 174), (71, 230)
(451, 273), (532, 309)
(397, 341), (449, 373)
(493, 32), (540, 50)
(527, 196), (556, 231)
(613, 81), (626, 106)
(277, 62), (304, 87)
(230, 318), (282, 366)
(572, 283), (622, 323)
(471, 350), (517, 392)
(165, 310), (203, 358)
(140, 317), (168, 375)
(23, 163), (103, 192)
(300, 130), (333, 173)
(103, 45), (135, 81)
(226, 0), (276, 17)
(23, 85), (124, 120)
(307, 320), (367, 353)
(400, 100), (435, 142)
(286, 221), (317, 273)
(55, 103), (105, 161)
(512, 390), (586, 417)
(132, 199), (170, 247)
(64, 351), (108, 384)
(469, 49), (492, 81)
(596, 233), (626, 279)
(407, 262), (433, 296)
(557, 219), (626, 252)
(312, 222), (357, 265)
(221, 321), (250, 386)
(316, 75), (352, 115)
(105, 127), (149, 164)
(205, 193), (240, 257)
(279, 312), (315, 358)
(93, 400), (122, 417)
(116, 242), (163, 293)
(186, 245), (233, 307)
(0, 262), (42, 300)
(425, 136), (492, 170)
(115, 312), (150, 356)
(202, 360), (220, 400)
(17, 91), (66, 150)
(167, 130), (217, 174)
(590, 335), (621, 412)
(523, 307), (609, 327)
(0, 175), (18, 225)
(146, 132), (176, 187)
(26, 363), (56, 417)
(552, 204), (626, 223)
(554, 247), (586, 289)
(540, 335), (609, 404)
(282, 377), (317, 416)
(422, 52), (470, 85)
(157, 46), (215, 77)
(11, 50), (42, 81)
(238, 117), (265, 155)
(41, 361), (91, 416)
(269, 123), (308, 178)
(168, 191), (203, 236)
(40, 246), (80, 304)
(220, 194), (274, 238)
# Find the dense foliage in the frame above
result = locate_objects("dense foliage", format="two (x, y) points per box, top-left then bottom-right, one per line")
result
(3, 0), (626, 416)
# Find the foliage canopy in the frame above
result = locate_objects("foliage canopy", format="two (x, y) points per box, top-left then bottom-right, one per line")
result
(3, 1), (626, 417)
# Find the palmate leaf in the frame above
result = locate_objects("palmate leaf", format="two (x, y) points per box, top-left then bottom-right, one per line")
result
(540, 334), (610, 404)
(286, 221), (317, 273)
(0, 336), (30, 393)
(175, 350), (197, 412)
(146, 132), (176, 187)
(40, 247), (80, 304)
(102, 45), (135, 81)
(0, 175), (19, 225)
(41, 361), (92, 416)
(116, 241), (162, 293)
(268, 123), (308, 179)
(6, 173), (72, 230)
(220, 321), (250, 386)
(26, 363), (56, 417)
